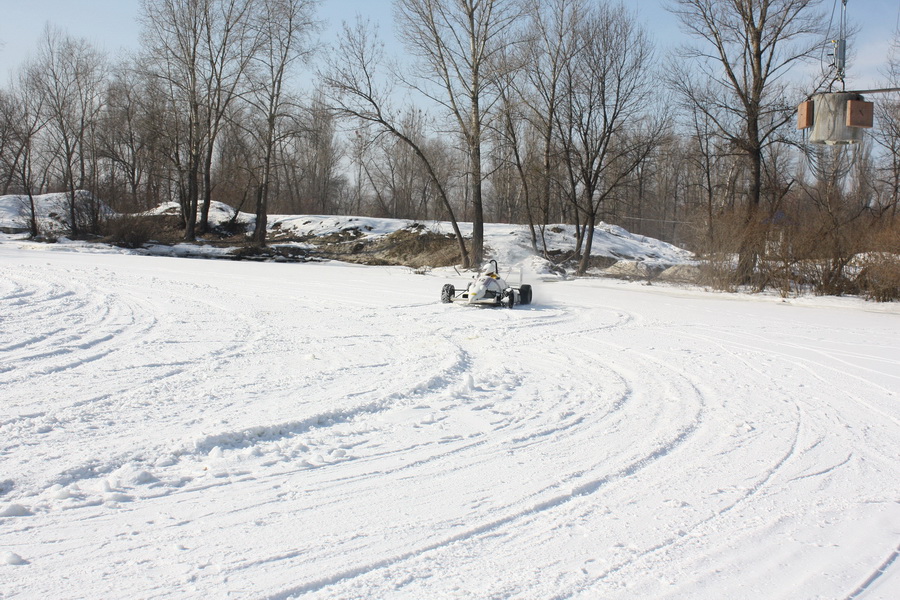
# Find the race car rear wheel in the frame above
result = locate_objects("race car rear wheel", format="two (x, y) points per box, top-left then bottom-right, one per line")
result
(519, 284), (532, 305)
(441, 284), (455, 303)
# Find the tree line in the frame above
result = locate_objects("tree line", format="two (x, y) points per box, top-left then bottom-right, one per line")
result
(0, 0), (898, 291)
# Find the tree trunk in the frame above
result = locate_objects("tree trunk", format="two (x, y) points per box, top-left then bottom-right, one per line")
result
(253, 182), (268, 246)
(184, 153), (200, 241)
(253, 117), (276, 247)
(737, 144), (763, 283)
(199, 149), (213, 235)
(66, 159), (79, 238)
(470, 140), (484, 267)
(577, 209), (596, 275)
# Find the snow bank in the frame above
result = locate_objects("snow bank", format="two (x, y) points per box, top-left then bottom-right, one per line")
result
(0, 193), (70, 232)
(0, 191), (111, 234)
(1, 194), (694, 274)
(143, 200), (254, 229)
(265, 213), (693, 277)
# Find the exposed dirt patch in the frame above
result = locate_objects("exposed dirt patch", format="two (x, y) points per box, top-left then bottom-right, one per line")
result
(232, 244), (313, 262)
(584, 255), (619, 270)
(657, 263), (702, 283)
(137, 221), (466, 267)
(602, 260), (667, 280)
(314, 226), (462, 268)
(80, 211), (465, 265)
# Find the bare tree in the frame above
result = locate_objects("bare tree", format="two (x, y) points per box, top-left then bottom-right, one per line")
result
(519, 0), (582, 256)
(686, 97), (728, 245)
(0, 90), (20, 195)
(301, 94), (344, 214)
(348, 126), (373, 215)
(872, 95), (900, 219)
(197, 0), (260, 234)
(487, 88), (529, 224)
(362, 121), (420, 218)
(244, 0), (319, 246)
(322, 17), (470, 266)
(98, 60), (163, 211)
(394, 0), (523, 267)
(141, 0), (207, 239)
(4, 73), (49, 237)
(668, 0), (825, 281)
(140, 0), (258, 239)
(30, 25), (107, 237)
(871, 34), (900, 219)
(556, 2), (661, 275)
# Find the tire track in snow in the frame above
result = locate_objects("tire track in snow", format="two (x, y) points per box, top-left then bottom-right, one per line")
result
(265, 407), (704, 600)
(2, 265), (476, 500)
(6, 255), (896, 600)
(302, 305), (821, 600)
(186, 331), (468, 457)
(118, 304), (625, 595)
(557, 401), (803, 598)
(686, 327), (900, 422)
(262, 307), (711, 599)
(555, 315), (879, 599)
(0, 265), (270, 496)
(845, 540), (900, 600)
(0, 267), (157, 387)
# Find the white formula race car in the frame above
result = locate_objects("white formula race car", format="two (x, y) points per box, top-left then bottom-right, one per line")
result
(441, 260), (532, 308)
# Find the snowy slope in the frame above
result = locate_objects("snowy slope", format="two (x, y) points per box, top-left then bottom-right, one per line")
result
(0, 235), (898, 599)
(0, 193), (73, 232)
(0, 194), (693, 269)
(268, 214), (692, 268)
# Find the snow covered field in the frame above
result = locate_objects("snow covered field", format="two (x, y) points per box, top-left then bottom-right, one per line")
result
(1, 235), (898, 599)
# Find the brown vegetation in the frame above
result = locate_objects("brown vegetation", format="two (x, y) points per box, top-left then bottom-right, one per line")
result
(685, 204), (900, 301)
(282, 226), (461, 268)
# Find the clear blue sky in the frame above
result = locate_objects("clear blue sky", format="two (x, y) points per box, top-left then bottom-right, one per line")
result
(0, 0), (897, 89)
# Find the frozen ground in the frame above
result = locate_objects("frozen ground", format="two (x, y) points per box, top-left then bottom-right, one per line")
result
(1, 232), (898, 599)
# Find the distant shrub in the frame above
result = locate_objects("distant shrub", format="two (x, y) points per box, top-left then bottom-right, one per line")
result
(855, 254), (900, 301)
(102, 215), (162, 249)
(689, 211), (745, 292)
(854, 224), (900, 301)
(685, 197), (900, 302)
